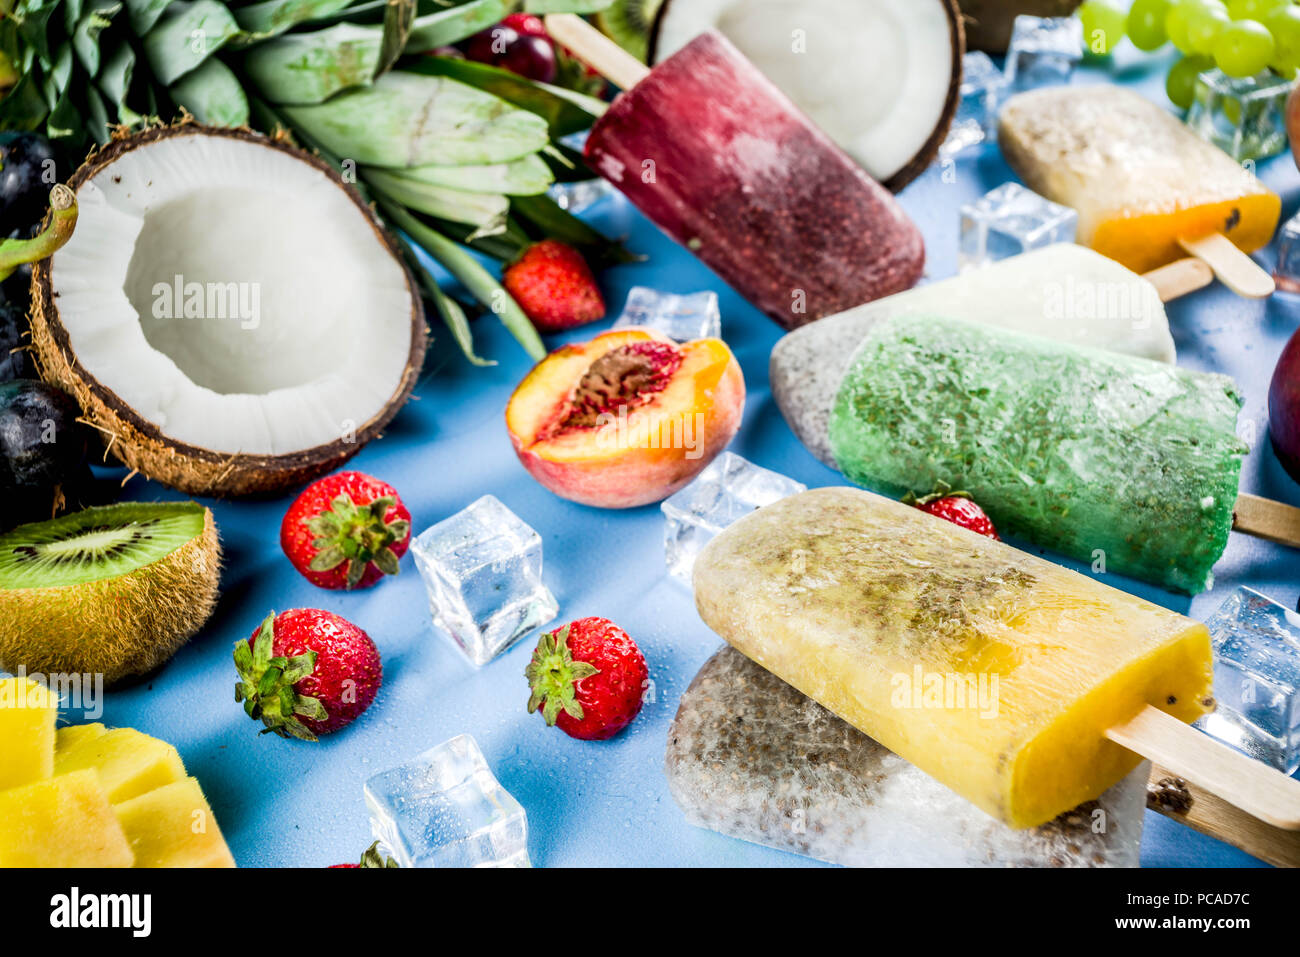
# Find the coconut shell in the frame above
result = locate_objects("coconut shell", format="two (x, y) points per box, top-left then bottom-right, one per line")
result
(30, 122), (427, 498)
(959, 0), (1084, 54)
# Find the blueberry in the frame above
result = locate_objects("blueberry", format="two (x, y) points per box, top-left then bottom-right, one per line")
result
(0, 380), (88, 488)
(0, 132), (61, 234)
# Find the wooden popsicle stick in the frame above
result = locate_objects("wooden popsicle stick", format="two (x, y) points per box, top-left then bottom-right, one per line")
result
(1141, 257), (1214, 303)
(1147, 764), (1300, 867)
(1106, 705), (1300, 830)
(1234, 493), (1300, 547)
(545, 14), (650, 90)
(1178, 232), (1275, 299)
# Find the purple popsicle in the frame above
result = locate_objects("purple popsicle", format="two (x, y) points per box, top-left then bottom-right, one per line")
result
(582, 30), (925, 329)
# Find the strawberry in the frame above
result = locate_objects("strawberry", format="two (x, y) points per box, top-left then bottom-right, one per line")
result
(281, 471), (411, 590)
(502, 239), (605, 334)
(905, 484), (1000, 540)
(234, 608), (382, 741)
(525, 617), (648, 740)
(330, 842), (398, 868)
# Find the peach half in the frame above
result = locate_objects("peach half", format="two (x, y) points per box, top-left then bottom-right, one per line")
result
(506, 328), (745, 508)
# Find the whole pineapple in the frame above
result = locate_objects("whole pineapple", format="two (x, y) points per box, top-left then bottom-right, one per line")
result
(0, 0), (627, 361)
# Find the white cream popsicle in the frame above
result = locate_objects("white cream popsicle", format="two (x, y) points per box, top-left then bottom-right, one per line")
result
(770, 243), (1177, 467)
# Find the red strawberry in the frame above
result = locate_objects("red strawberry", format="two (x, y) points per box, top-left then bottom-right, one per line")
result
(525, 617), (648, 741)
(906, 485), (1000, 540)
(235, 609), (382, 741)
(281, 471), (411, 590)
(502, 239), (606, 334)
(329, 842), (398, 868)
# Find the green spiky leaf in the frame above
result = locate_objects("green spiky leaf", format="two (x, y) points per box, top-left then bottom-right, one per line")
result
(280, 70), (549, 166)
(170, 55), (250, 125)
(143, 0), (242, 84)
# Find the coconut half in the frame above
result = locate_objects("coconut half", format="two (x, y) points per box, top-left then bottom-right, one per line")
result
(31, 124), (426, 496)
(650, 0), (963, 192)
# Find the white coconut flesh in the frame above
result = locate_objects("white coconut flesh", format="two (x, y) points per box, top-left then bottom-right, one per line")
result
(653, 0), (959, 187)
(48, 134), (415, 457)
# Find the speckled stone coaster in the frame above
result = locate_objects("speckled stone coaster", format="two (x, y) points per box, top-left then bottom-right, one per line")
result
(665, 646), (1147, 867)
(768, 310), (879, 469)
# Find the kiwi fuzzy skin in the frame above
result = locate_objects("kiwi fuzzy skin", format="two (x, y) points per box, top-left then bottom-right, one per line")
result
(0, 507), (221, 685)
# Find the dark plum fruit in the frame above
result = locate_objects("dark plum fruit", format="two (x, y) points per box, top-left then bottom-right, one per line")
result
(0, 132), (60, 233)
(0, 380), (89, 489)
(1271, 326), (1300, 485)
(0, 290), (34, 381)
(465, 24), (557, 83)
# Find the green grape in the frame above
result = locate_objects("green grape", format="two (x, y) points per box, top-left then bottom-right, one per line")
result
(1213, 18), (1276, 75)
(1226, 0), (1288, 20)
(1267, 5), (1300, 70)
(1079, 0), (1128, 55)
(1188, 5), (1233, 52)
(1167, 0), (1219, 52)
(1166, 53), (1214, 107)
(1129, 0), (1173, 50)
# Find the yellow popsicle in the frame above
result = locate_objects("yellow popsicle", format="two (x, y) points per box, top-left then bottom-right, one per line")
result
(998, 86), (1280, 275)
(692, 487), (1214, 828)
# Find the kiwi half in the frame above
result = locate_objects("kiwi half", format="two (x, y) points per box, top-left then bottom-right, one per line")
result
(0, 502), (220, 684)
(596, 0), (665, 61)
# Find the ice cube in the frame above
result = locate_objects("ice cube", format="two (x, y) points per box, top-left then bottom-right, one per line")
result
(959, 182), (1077, 272)
(941, 52), (1008, 158)
(411, 495), (558, 667)
(365, 734), (530, 868)
(1195, 587), (1300, 774)
(1004, 16), (1083, 94)
(1275, 211), (1300, 295)
(661, 451), (806, 582)
(610, 286), (722, 341)
(1185, 69), (1294, 162)
(665, 646), (1147, 867)
(547, 178), (614, 214)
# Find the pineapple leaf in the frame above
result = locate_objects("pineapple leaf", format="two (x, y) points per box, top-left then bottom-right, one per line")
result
(231, 0), (353, 37)
(374, 0), (415, 79)
(170, 55), (250, 125)
(403, 55), (604, 138)
(143, 0), (243, 84)
(404, 0), (509, 51)
(364, 167), (509, 228)
(381, 198), (546, 361)
(243, 23), (383, 105)
(280, 70), (549, 166)
(72, 0), (124, 76)
(418, 263), (496, 368)
(14, 0), (61, 64)
(123, 0), (175, 35)
(0, 68), (50, 129)
(391, 153), (553, 197)
(512, 192), (642, 267)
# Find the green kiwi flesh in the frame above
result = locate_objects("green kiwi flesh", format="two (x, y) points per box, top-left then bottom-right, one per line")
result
(0, 502), (207, 588)
(596, 0), (664, 61)
(0, 501), (221, 684)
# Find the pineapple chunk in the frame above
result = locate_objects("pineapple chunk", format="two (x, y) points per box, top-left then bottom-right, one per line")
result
(54, 728), (186, 803)
(0, 770), (134, 867)
(0, 676), (58, 790)
(113, 778), (236, 868)
(56, 723), (107, 752)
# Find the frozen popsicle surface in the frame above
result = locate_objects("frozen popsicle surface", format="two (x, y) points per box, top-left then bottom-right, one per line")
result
(585, 31), (924, 329)
(829, 314), (1247, 594)
(693, 487), (1214, 829)
(666, 645), (1148, 867)
(770, 244), (1178, 468)
(999, 86), (1280, 274)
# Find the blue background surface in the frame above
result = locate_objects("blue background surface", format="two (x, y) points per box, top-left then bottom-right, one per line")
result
(75, 46), (1300, 868)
